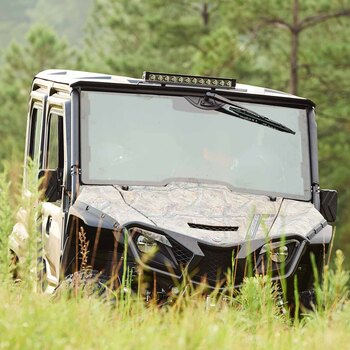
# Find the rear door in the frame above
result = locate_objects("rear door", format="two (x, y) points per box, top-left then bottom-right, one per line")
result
(9, 90), (46, 262)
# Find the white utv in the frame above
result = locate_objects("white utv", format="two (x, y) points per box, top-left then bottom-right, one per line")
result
(10, 70), (337, 306)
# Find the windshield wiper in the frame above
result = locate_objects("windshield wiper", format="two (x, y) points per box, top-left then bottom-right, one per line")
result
(205, 92), (295, 135)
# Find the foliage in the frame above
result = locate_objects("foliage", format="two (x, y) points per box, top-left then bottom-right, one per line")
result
(0, 256), (349, 349)
(83, 0), (350, 261)
(0, 169), (14, 281)
(0, 164), (349, 348)
(0, 2), (349, 348)
(83, 0), (256, 78)
(313, 250), (349, 314)
(0, 0), (349, 259)
(0, 0), (91, 57)
(0, 24), (77, 168)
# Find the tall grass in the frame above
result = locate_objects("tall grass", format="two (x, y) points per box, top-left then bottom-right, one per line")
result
(0, 167), (349, 350)
(1, 273), (349, 350)
(313, 249), (349, 314)
(0, 162), (43, 289)
(0, 168), (14, 281)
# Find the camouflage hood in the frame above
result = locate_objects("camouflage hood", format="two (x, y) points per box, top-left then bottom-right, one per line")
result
(76, 182), (326, 245)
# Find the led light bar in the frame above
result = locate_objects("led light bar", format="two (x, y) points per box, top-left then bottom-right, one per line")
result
(142, 71), (236, 89)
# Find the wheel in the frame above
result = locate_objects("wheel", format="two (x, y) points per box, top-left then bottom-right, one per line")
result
(9, 251), (20, 282)
(54, 269), (112, 300)
(299, 289), (317, 310)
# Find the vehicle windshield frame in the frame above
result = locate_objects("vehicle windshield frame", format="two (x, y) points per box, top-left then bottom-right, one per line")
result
(78, 87), (312, 201)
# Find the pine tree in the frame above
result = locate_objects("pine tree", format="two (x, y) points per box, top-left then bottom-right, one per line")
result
(0, 24), (76, 167)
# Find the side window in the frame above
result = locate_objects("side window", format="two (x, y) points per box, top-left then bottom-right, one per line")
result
(28, 106), (43, 163)
(46, 111), (64, 170)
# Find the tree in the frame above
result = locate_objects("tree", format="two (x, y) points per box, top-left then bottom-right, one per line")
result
(210, 0), (350, 256)
(83, 0), (157, 75)
(0, 24), (76, 168)
(253, 0), (350, 94)
(83, 0), (250, 77)
(219, 0), (350, 94)
(83, 0), (350, 256)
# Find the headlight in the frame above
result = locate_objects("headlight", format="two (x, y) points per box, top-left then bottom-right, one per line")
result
(132, 228), (172, 254)
(260, 240), (298, 264)
(136, 235), (157, 253)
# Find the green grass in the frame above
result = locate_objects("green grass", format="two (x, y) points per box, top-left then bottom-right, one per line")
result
(1, 168), (350, 350)
(0, 280), (349, 350)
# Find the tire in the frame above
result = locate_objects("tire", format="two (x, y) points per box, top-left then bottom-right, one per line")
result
(299, 289), (317, 310)
(53, 269), (112, 301)
(9, 251), (20, 282)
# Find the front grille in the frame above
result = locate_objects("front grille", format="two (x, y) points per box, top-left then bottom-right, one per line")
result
(188, 223), (239, 231)
(170, 239), (193, 267)
(193, 244), (240, 285)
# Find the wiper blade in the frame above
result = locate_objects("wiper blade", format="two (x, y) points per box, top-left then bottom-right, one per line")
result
(206, 92), (296, 135)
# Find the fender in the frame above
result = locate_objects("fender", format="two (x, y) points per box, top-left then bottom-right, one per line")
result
(309, 225), (333, 246)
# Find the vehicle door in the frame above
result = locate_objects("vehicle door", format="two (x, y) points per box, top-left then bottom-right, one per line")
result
(40, 95), (71, 289)
(9, 90), (46, 263)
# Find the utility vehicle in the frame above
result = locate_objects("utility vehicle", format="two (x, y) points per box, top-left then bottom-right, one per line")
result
(10, 70), (337, 303)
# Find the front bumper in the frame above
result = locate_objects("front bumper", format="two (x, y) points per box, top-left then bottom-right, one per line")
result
(124, 222), (308, 291)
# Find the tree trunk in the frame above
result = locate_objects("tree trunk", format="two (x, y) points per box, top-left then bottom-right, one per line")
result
(201, 3), (209, 27)
(254, 0), (350, 94)
(290, 0), (299, 95)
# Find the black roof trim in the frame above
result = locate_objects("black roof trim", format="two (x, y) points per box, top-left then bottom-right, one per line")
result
(71, 80), (316, 108)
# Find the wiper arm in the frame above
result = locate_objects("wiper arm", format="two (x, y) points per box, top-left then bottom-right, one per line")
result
(206, 92), (295, 135)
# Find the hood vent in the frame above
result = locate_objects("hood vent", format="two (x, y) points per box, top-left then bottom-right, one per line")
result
(188, 223), (239, 231)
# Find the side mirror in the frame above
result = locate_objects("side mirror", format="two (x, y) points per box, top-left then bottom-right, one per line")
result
(38, 169), (62, 202)
(320, 189), (337, 223)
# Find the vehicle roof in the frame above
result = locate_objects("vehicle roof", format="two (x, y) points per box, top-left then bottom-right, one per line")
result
(35, 69), (315, 107)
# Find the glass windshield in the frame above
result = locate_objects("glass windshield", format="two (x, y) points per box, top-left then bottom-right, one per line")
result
(80, 91), (311, 200)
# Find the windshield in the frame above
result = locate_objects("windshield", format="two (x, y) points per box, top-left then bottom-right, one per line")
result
(80, 91), (311, 200)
